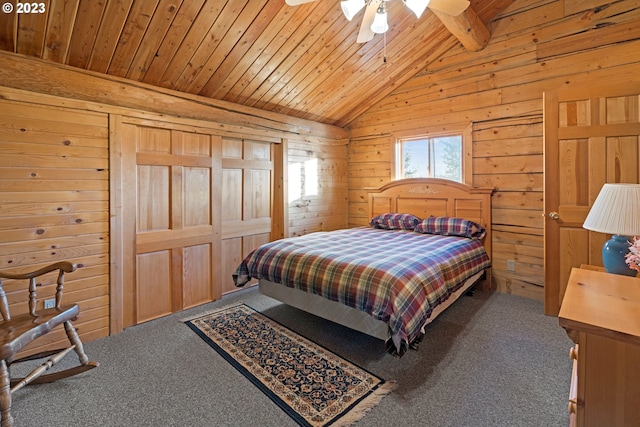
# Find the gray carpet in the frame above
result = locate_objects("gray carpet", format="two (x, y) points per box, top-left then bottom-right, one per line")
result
(10, 287), (572, 426)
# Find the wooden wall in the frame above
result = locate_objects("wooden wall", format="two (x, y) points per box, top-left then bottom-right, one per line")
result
(288, 140), (348, 236)
(0, 99), (111, 354)
(0, 51), (348, 349)
(347, 0), (640, 300)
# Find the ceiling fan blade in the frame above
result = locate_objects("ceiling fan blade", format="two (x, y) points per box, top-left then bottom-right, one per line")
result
(356, 2), (378, 43)
(285, 0), (317, 5)
(428, 0), (470, 16)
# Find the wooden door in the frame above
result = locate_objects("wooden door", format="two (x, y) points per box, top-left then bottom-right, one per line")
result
(219, 137), (278, 295)
(544, 83), (640, 315)
(119, 119), (222, 327)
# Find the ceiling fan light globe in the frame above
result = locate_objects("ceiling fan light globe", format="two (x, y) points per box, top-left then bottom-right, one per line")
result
(371, 10), (389, 34)
(341, 0), (366, 21)
(404, 0), (431, 19)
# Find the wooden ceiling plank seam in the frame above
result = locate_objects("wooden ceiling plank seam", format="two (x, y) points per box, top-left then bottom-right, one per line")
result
(42, 0), (81, 63)
(15, 0), (51, 57)
(339, 13), (460, 84)
(86, 0), (134, 73)
(274, 28), (367, 118)
(243, 2), (342, 109)
(218, 3), (312, 103)
(189, 0), (275, 95)
(154, 0), (229, 90)
(172, 0), (250, 92)
(340, 38), (463, 127)
(184, 0), (268, 94)
(273, 10), (391, 116)
(202, 0), (294, 99)
(66, 0), (108, 69)
(253, 9), (360, 111)
(141, 0), (205, 86)
(340, 6), (484, 102)
(281, 1), (418, 119)
(285, 3), (421, 122)
(125, 0), (185, 81)
(106, 0), (161, 77)
(304, 14), (455, 124)
(245, 6), (360, 109)
(221, 0), (327, 104)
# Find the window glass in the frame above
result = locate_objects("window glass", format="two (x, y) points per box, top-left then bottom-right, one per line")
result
(399, 134), (462, 182)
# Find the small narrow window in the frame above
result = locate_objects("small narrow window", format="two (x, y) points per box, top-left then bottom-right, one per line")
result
(397, 134), (463, 182)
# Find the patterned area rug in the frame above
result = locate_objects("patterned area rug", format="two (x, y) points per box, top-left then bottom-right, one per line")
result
(185, 303), (395, 427)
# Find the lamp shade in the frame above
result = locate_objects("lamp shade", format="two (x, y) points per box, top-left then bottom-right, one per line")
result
(340, 0), (366, 21)
(583, 183), (640, 236)
(371, 7), (389, 34)
(404, 0), (431, 19)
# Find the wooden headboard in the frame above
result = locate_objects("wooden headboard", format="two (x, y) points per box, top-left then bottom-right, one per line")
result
(368, 178), (494, 289)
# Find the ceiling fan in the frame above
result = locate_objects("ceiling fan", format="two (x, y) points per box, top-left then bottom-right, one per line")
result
(285, 0), (471, 43)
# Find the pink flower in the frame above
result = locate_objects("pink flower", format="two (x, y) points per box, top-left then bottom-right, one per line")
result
(625, 237), (640, 272)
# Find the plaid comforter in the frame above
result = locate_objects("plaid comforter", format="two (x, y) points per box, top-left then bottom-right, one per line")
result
(233, 227), (491, 356)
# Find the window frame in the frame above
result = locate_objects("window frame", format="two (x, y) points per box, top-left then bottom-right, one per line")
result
(391, 123), (473, 185)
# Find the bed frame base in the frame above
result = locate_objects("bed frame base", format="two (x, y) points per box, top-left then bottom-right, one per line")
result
(259, 270), (485, 342)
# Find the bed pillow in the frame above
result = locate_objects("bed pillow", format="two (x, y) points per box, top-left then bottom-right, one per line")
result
(369, 213), (421, 230)
(414, 216), (486, 240)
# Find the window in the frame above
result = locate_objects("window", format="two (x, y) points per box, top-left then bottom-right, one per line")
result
(396, 134), (463, 182)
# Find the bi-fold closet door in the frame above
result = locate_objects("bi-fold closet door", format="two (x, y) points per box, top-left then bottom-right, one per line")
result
(119, 118), (221, 328)
(219, 137), (276, 295)
(115, 116), (278, 329)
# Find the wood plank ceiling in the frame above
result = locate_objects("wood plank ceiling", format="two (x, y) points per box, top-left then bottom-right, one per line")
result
(0, 0), (513, 127)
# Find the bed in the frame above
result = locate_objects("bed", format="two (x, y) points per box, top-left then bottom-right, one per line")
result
(234, 178), (493, 356)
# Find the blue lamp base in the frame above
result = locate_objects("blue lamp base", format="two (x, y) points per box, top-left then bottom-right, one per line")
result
(602, 235), (636, 276)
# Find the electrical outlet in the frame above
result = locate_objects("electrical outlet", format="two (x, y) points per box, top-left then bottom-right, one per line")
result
(507, 260), (516, 272)
(44, 298), (56, 309)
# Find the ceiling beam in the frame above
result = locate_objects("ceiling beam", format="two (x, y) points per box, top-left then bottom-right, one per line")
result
(432, 6), (490, 52)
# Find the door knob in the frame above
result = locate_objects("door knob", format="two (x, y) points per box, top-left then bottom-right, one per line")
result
(549, 212), (559, 220)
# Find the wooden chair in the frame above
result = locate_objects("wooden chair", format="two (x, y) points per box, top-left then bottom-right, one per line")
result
(0, 261), (98, 426)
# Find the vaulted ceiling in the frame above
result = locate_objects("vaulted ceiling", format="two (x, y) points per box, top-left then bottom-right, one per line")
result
(0, 0), (514, 127)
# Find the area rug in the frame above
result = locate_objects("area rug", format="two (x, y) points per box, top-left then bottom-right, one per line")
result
(185, 303), (395, 427)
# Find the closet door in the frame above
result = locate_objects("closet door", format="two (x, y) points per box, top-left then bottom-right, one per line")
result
(120, 120), (222, 327)
(219, 138), (275, 295)
(544, 83), (640, 315)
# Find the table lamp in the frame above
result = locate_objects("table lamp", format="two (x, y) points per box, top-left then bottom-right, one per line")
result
(582, 183), (640, 276)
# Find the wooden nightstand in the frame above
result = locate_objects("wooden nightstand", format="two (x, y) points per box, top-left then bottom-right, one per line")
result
(558, 267), (640, 427)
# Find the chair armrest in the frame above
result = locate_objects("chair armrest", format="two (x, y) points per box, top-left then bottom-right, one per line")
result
(0, 262), (77, 317)
(0, 261), (76, 280)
